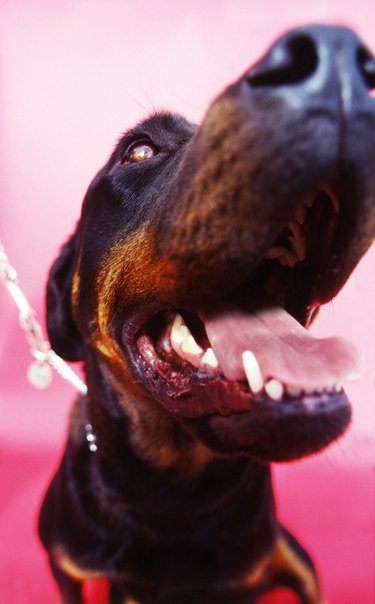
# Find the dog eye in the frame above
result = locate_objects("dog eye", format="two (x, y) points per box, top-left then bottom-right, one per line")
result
(123, 142), (157, 164)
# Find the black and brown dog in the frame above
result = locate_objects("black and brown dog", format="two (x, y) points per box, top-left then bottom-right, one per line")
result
(39, 25), (375, 604)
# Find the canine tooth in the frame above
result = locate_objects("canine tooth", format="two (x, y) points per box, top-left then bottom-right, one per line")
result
(181, 335), (203, 355)
(171, 314), (190, 345)
(201, 347), (219, 368)
(242, 350), (264, 394)
(287, 385), (302, 397)
(171, 314), (203, 356)
(305, 196), (314, 208)
(265, 379), (284, 400)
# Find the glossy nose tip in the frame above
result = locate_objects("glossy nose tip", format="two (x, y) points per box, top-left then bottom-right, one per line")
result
(247, 25), (375, 91)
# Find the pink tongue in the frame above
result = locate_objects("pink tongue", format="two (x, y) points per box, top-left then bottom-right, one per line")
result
(200, 302), (361, 389)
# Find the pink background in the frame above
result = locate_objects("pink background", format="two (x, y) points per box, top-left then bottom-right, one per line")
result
(0, 1), (374, 603)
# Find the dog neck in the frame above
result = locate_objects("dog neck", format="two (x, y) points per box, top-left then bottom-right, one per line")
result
(63, 350), (277, 578)
(73, 350), (273, 509)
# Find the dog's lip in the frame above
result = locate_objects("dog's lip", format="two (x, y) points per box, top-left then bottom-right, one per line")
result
(122, 303), (358, 421)
(202, 390), (351, 461)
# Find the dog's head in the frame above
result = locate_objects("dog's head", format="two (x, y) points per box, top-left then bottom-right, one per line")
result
(47, 25), (375, 463)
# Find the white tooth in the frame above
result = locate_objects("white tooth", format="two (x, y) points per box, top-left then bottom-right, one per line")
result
(305, 196), (314, 208)
(171, 314), (190, 345)
(181, 335), (203, 355)
(335, 384), (343, 392)
(294, 204), (307, 224)
(201, 347), (219, 368)
(286, 384), (302, 398)
(265, 379), (284, 400)
(242, 350), (264, 394)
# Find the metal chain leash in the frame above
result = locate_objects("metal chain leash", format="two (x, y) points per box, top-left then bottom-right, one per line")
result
(0, 239), (87, 395)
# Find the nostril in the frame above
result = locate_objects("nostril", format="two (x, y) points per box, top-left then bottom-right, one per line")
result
(357, 45), (375, 90)
(248, 34), (318, 87)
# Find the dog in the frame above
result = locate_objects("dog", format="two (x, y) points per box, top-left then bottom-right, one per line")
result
(39, 24), (375, 603)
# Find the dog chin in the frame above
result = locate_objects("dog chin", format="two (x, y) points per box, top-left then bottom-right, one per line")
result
(187, 394), (351, 462)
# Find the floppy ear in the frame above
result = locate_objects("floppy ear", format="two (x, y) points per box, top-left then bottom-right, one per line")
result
(46, 232), (85, 361)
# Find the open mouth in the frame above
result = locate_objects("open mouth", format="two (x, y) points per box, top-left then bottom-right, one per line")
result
(124, 189), (360, 436)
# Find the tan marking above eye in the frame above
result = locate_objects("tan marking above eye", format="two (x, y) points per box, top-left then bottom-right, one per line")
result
(124, 143), (156, 164)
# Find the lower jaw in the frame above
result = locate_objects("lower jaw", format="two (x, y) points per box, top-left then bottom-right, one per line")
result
(122, 309), (352, 461)
(195, 392), (351, 461)
(132, 349), (351, 461)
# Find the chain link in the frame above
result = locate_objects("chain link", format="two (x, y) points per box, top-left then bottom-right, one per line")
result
(0, 240), (87, 395)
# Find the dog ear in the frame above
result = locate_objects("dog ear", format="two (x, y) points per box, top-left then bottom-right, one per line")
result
(46, 232), (85, 361)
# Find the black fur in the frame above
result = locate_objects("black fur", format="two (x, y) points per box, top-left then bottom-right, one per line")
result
(39, 25), (375, 603)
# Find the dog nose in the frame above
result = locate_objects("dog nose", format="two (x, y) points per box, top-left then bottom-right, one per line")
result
(247, 25), (375, 105)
